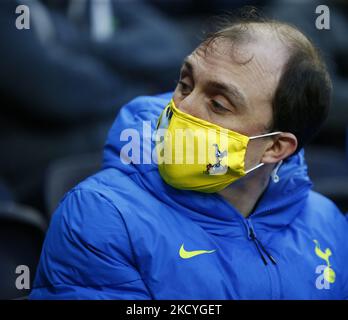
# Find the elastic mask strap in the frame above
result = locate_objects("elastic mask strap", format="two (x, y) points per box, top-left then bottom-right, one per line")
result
(245, 131), (282, 174)
(245, 162), (265, 174)
(249, 131), (282, 140)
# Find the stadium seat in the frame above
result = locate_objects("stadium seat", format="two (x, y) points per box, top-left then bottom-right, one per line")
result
(0, 202), (47, 300)
(45, 152), (102, 217)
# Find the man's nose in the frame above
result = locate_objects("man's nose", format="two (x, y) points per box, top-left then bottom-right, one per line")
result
(176, 95), (202, 119)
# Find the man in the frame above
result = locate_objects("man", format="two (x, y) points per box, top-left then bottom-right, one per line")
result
(30, 12), (348, 299)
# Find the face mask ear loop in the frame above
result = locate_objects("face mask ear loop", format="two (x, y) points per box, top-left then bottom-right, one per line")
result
(245, 162), (265, 174)
(271, 160), (283, 183)
(245, 132), (282, 175)
(249, 131), (282, 140)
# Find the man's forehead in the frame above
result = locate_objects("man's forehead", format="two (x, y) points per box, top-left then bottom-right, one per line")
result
(188, 40), (241, 65)
(187, 31), (289, 76)
(183, 43), (243, 78)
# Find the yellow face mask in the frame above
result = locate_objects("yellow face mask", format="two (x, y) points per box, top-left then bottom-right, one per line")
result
(155, 99), (281, 193)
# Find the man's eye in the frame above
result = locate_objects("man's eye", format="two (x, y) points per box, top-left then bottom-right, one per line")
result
(178, 80), (192, 94)
(211, 100), (228, 113)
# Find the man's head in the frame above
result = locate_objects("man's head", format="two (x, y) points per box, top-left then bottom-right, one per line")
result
(173, 9), (331, 171)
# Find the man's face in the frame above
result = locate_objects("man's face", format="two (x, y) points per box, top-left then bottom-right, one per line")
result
(172, 33), (289, 169)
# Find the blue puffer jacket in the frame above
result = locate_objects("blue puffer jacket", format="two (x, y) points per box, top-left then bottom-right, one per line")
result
(30, 93), (348, 299)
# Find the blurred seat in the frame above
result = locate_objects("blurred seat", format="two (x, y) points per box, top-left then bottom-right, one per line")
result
(45, 152), (102, 217)
(305, 146), (348, 213)
(0, 179), (14, 202)
(0, 202), (47, 300)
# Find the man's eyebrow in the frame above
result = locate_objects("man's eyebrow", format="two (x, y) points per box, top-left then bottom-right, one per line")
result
(207, 80), (248, 109)
(181, 58), (193, 74)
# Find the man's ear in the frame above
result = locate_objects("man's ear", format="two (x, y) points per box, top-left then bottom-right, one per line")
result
(261, 132), (298, 163)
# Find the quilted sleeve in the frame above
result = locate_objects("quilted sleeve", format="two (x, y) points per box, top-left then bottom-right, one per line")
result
(29, 189), (152, 300)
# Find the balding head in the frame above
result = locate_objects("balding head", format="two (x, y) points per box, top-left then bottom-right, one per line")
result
(199, 12), (331, 152)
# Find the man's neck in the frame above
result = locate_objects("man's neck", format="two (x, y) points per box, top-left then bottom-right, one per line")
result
(218, 164), (274, 218)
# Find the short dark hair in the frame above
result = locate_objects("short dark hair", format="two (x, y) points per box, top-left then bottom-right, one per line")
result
(201, 7), (332, 153)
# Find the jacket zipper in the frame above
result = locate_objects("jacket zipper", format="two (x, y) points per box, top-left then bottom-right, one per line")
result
(245, 219), (280, 299)
(245, 219), (276, 266)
